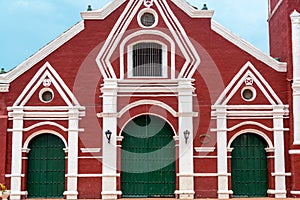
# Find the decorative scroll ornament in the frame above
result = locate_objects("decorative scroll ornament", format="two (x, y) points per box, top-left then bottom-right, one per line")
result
(244, 76), (254, 86)
(144, 0), (154, 8)
(43, 78), (52, 87)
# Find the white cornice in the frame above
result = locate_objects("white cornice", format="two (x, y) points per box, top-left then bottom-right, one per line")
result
(0, 21), (85, 84)
(171, 0), (214, 18)
(81, 0), (214, 20)
(211, 21), (287, 72)
(81, 0), (126, 20)
(0, 83), (9, 92)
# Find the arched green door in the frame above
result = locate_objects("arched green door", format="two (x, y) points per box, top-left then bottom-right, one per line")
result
(231, 133), (268, 197)
(121, 115), (176, 197)
(27, 134), (65, 198)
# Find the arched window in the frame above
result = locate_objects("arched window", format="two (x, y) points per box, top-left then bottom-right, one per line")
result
(129, 42), (166, 77)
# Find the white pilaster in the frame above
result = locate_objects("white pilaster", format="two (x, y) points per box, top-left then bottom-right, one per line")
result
(178, 79), (194, 199)
(216, 106), (229, 199)
(9, 107), (24, 200)
(291, 10), (300, 144)
(64, 108), (80, 200)
(101, 79), (119, 200)
(273, 106), (286, 198)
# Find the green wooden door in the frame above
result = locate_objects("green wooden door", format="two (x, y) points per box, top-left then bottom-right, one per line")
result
(121, 115), (175, 197)
(231, 133), (268, 197)
(27, 134), (65, 198)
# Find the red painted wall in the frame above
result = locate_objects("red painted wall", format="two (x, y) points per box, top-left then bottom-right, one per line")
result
(0, 0), (295, 198)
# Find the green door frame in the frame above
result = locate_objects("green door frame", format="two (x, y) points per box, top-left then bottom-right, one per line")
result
(121, 115), (176, 198)
(27, 134), (65, 198)
(231, 133), (268, 197)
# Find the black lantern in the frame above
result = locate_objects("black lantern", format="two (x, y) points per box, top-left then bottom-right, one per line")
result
(105, 130), (112, 144)
(184, 130), (190, 144)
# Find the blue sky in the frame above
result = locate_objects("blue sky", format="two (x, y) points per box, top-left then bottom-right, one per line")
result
(0, 0), (268, 71)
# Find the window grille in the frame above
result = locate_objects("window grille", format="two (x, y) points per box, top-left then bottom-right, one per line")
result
(132, 42), (162, 77)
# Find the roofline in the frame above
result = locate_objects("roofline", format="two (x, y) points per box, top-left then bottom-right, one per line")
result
(81, 0), (126, 20)
(171, 0), (214, 18)
(0, 21), (85, 84)
(211, 21), (287, 72)
(81, 0), (214, 20)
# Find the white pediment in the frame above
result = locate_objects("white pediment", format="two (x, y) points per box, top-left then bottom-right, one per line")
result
(13, 62), (82, 107)
(95, 0), (201, 79)
(214, 61), (283, 106)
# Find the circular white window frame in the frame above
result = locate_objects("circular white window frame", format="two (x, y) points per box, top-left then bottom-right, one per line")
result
(241, 86), (256, 102)
(39, 88), (54, 103)
(137, 8), (158, 28)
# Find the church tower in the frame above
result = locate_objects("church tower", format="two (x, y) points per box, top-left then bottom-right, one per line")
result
(269, 0), (300, 197)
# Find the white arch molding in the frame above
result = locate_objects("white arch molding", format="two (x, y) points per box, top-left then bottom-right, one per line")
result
(23, 130), (68, 150)
(119, 30), (176, 79)
(228, 129), (274, 149)
(118, 112), (178, 138)
(118, 99), (178, 118)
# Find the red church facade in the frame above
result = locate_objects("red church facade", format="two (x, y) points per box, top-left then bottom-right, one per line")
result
(0, 0), (299, 199)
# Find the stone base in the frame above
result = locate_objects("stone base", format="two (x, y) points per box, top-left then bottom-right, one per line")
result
(101, 191), (122, 200)
(175, 190), (194, 199)
(63, 190), (78, 199)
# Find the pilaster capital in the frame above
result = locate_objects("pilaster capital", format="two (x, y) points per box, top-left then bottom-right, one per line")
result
(292, 79), (300, 93)
(101, 79), (118, 94)
(0, 83), (9, 92)
(7, 106), (24, 118)
(291, 10), (300, 24)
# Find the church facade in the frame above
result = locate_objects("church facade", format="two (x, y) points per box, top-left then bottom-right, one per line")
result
(0, 0), (300, 199)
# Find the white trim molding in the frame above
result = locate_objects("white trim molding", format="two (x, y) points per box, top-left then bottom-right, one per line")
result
(0, 83), (9, 92)
(212, 61), (288, 199)
(0, 22), (84, 84)
(80, 148), (101, 153)
(7, 62), (85, 200)
(228, 129), (274, 149)
(120, 30), (175, 79)
(23, 130), (68, 150)
(96, 0), (201, 79)
(194, 147), (215, 153)
(81, 0), (214, 20)
(212, 22), (287, 72)
(81, 0), (126, 20)
(289, 149), (300, 154)
(291, 191), (300, 195)
(291, 10), (300, 145)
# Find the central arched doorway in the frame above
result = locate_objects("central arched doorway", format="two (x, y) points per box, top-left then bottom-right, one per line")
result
(231, 133), (268, 197)
(121, 115), (176, 197)
(27, 134), (65, 198)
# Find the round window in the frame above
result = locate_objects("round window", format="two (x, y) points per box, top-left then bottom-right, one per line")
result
(138, 8), (158, 28)
(241, 87), (256, 101)
(39, 89), (54, 103)
(141, 12), (155, 27)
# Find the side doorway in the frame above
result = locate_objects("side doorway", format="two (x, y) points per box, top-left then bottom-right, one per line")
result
(231, 133), (268, 197)
(27, 134), (65, 198)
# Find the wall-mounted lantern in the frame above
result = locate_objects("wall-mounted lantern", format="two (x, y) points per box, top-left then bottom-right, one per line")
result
(105, 130), (112, 144)
(184, 130), (190, 144)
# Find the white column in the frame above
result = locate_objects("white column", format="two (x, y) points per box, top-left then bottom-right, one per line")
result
(64, 108), (80, 199)
(101, 79), (119, 200)
(273, 106), (287, 198)
(291, 10), (300, 144)
(216, 106), (229, 199)
(10, 107), (24, 200)
(177, 79), (194, 199)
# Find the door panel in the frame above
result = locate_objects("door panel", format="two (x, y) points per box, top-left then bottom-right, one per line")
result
(27, 134), (65, 198)
(121, 115), (175, 197)
(231, 133), (268, 197)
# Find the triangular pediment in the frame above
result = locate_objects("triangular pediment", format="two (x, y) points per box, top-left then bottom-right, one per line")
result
(214, 61), (283, 106)
(95, 0), (204, 79)
(13, 62), (81, 107)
